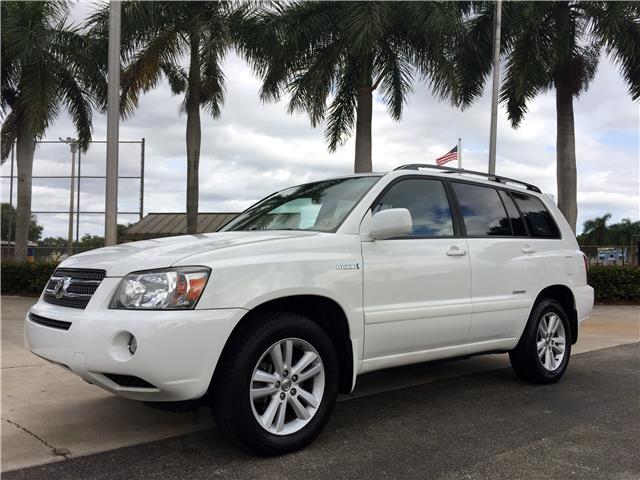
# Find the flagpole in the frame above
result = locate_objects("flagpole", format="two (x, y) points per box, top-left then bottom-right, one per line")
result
(488, 0), (502, 176)
(105, 0), (121, 246)
(458, 138), (462, 171)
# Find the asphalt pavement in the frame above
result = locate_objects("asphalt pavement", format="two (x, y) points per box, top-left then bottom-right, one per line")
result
(5, 343), (639, 480)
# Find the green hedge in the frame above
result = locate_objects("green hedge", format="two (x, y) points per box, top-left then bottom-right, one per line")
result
(1, 261), (58, 295)
(588, 265), (640, 304)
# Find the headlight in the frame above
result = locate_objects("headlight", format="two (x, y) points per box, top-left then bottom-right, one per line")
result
(110, 267), (210, 310)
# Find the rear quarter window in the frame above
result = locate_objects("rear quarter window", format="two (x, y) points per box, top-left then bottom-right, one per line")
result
(498, 190), (527, 236)
(511, 192), (561, 238)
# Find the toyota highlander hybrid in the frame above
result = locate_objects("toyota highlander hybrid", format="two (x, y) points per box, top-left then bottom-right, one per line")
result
(25, 164), (594, 455)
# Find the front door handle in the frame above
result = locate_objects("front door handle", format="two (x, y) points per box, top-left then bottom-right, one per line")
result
(522, 245), (536, 254)
(446, 246), (467, 256)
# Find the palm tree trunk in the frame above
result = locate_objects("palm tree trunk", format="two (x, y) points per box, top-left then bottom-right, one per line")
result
(354, 86), (373, 173)
(354, 60), (373, 174)
(185, 34), (202, 235)
(14, 122), (35, 261)
(555, 74), (578, 233)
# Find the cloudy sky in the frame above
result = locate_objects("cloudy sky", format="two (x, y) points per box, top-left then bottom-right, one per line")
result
(1, 2), (638, 239)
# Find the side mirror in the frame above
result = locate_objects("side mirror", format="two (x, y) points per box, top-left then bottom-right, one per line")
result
(369, 208), (412, 239)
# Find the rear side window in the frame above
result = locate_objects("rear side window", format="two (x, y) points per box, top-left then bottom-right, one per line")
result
(498, 190), (527, 236)
(452, 183), (512, 236)
(372, 178), (454, 237)
(511, 192), (561, 238)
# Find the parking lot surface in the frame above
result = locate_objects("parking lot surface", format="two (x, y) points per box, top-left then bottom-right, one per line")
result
(2, 296), (639, 477)
(4, 343), (639, 480)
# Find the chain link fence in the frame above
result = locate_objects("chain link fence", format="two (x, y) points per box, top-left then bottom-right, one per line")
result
(580, 245), (639, 266)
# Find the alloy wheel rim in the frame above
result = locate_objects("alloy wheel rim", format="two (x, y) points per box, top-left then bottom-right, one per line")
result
(250, 338), (325, 435)
(536, 312), (566, 372)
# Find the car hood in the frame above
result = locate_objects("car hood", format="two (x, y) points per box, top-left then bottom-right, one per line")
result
(59, 231), (320, 277)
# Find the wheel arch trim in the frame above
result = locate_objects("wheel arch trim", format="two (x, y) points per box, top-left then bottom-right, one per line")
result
(531, 284), (578, 344)
(214, 293), (358, 394)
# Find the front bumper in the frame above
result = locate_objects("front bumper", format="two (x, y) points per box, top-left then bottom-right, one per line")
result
(24, 284), (246, 401)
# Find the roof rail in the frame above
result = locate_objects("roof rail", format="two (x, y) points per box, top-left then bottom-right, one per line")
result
(393, 164), (541, 193)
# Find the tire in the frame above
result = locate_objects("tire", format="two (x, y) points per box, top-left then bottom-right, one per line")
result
(509, 298), (572, 384)
(210, 312), (339, 456)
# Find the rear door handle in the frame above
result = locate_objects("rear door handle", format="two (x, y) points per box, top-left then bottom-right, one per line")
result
(446, 246), (467, 256)
(522, 245), (536, 254)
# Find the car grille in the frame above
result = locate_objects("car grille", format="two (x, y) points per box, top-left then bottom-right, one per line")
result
(43, 268), (106, 309)
(102, 373), (157, 389)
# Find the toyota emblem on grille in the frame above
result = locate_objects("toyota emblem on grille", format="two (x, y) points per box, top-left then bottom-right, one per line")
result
(54, 276), (72, 298)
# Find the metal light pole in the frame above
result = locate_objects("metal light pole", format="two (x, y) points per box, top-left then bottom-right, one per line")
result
(105, 0), (121, 246)
(60, 137), (78, 255)
(488, 0), (502, 176)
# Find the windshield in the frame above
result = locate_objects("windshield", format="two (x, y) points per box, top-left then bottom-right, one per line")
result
(222, 176), (380, 232)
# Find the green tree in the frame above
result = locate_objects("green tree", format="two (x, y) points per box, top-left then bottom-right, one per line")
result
(0, 203), (43, 241)
(88, 1), (248, 234)
(578, 214), (640, 246)
(1, 1), (99, 260)
(456, 2), (640, 232)
(580, 213), (612, 245)
(39, 223), (131, 257)
(240, 1), (466, 173)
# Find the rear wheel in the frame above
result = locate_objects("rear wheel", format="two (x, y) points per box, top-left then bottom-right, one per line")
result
(211, 312), (339, 455)
(509, 298), (571, 384)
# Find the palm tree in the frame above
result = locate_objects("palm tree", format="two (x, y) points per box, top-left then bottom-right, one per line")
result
(581, 213), (611, 244)
(455, 2), (640, 232)
(579, 213), (640, 246)
(614, 218), (640, 246)
(88, 1), (247, 234)
(1, 1), (98, 260)
(239, 2), (466, 173)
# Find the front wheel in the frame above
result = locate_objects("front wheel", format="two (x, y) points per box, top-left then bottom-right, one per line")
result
(211, 312), (339, 455)
(509, 299), (572, 384)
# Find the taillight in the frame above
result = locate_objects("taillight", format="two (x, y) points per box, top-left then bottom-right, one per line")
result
(582, 252), (589, 273)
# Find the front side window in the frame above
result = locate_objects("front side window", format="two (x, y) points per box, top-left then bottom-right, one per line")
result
(452, 183), (512, 236)
(222, 176), (380, 232)
(511, 192), (561, 238)
(372, 178), (454, 237)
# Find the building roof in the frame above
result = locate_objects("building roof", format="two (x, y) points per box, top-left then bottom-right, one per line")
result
(124, 212), (239, 241)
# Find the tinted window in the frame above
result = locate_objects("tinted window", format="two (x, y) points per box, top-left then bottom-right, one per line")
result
(372, 179), (454, 237)
(498, 190), (527, 236)
(452, 183), (512, 236)
(511, 192), (561, 238)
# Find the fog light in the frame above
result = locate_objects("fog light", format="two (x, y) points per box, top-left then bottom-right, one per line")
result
(128, 334), (137, 355)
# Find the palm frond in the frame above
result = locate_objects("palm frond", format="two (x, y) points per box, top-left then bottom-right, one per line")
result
(161, 63), (188, 95)
(199, 53), (226, 118)
(584, 1), (640, 100)
(50, 27), (108, 112)
(569, 41), (601, 97)
(445, 3), (495, 107)
(375, 42), (413, 121)
(500, 5), (555, 127)
(56, 64), (93, 152)
(286, 41), (342, 126)
(1, 109), (19, 161)
(342, 2), (392, 57)
(325, 60), (358, 152)
(120, 28), (182, 118)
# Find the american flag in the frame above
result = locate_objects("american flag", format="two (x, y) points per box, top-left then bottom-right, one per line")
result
(435, 146), (458, 166)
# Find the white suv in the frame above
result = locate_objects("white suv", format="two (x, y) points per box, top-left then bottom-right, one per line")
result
(25, 165), (593, 455)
